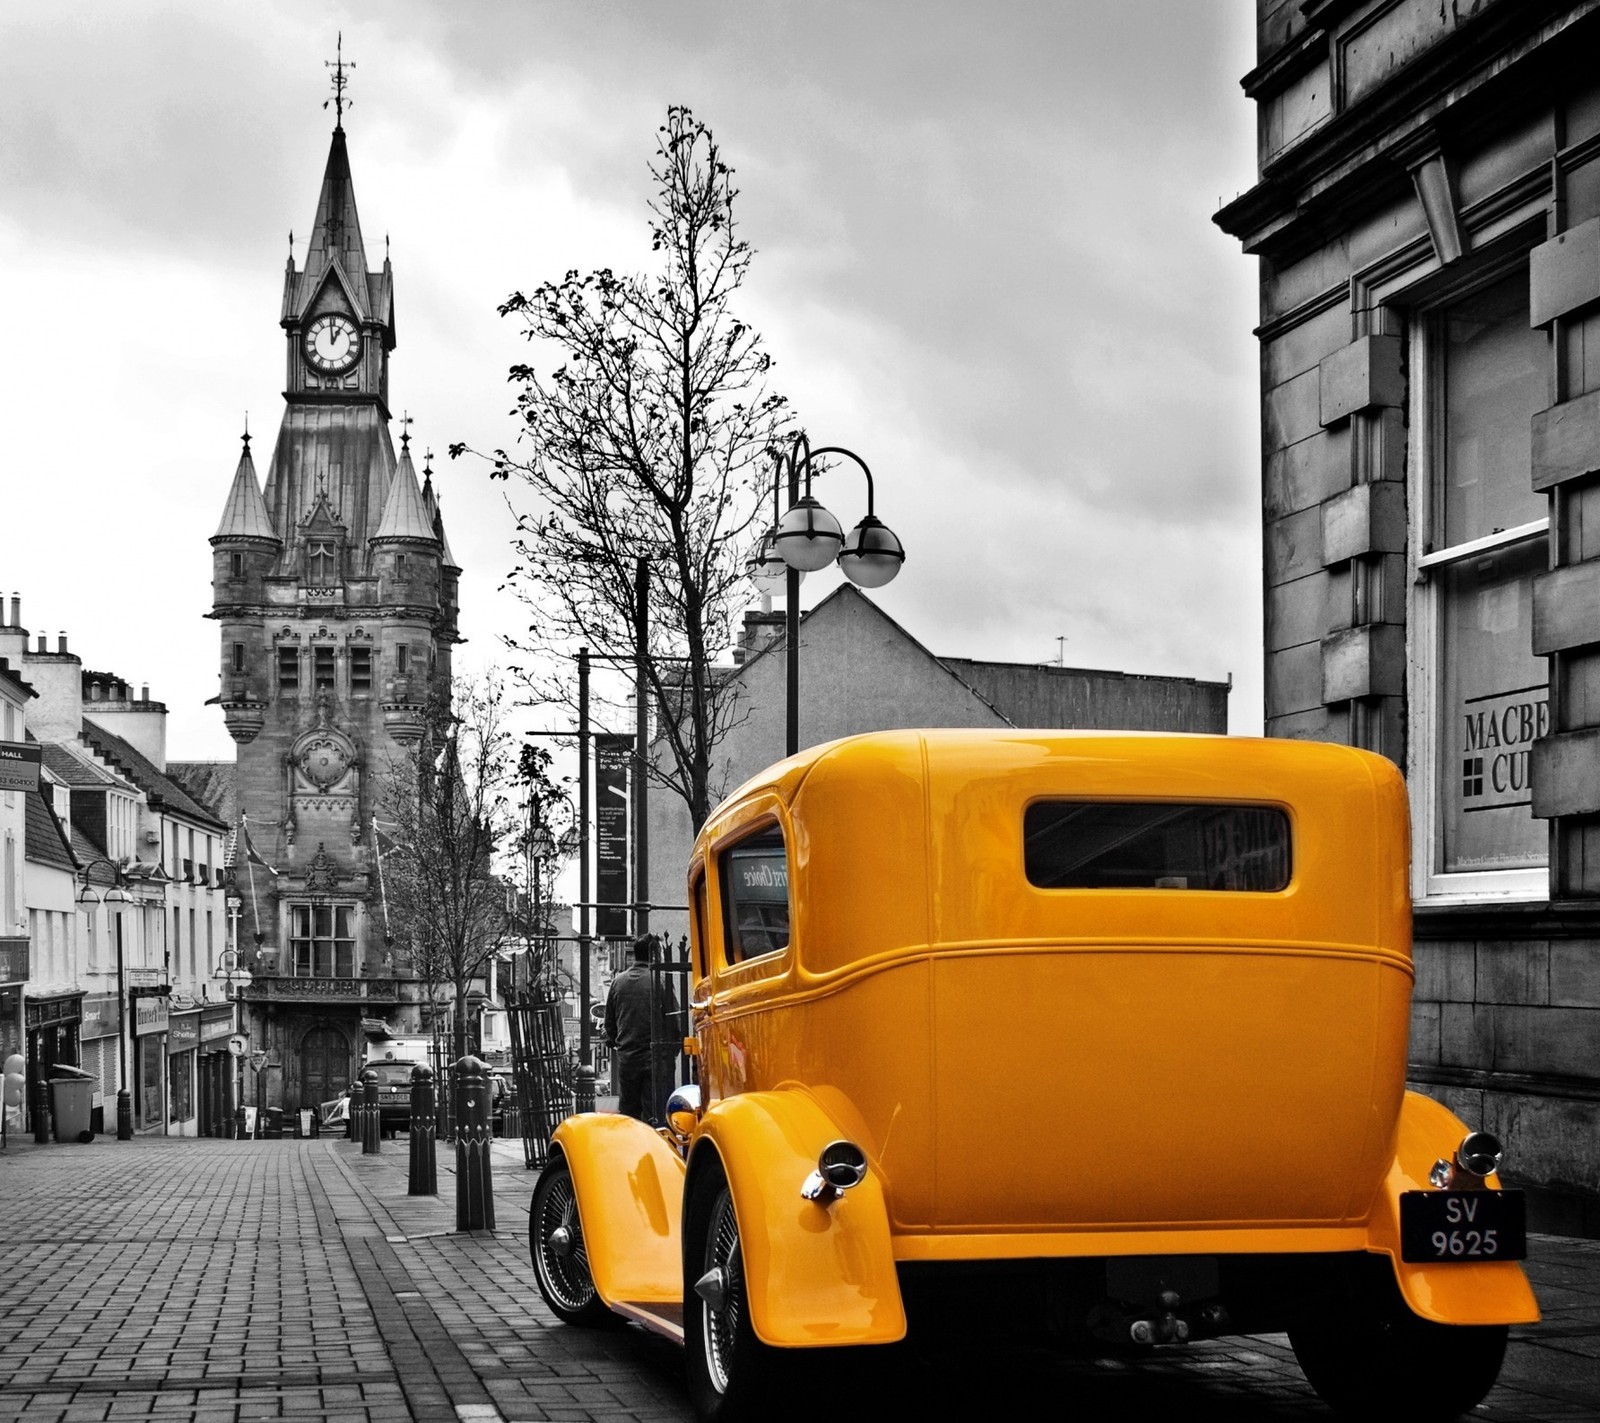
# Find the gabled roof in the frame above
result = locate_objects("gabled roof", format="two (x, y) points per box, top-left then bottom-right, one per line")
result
(732, 583), (1009, 720)
(24, 788), (76, 875)
(41, 741), (136, 793)
(78, 724), (227, 831)
(212, 433), (279, 546)
(0, 655), (36, 702)
(166, 762), (237, 828)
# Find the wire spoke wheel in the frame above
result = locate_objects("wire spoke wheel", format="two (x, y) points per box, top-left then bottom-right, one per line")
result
(530, 1158), (615, 1327)
(685, 1161), (789, 1421)
(701, 1186), (745, 1395)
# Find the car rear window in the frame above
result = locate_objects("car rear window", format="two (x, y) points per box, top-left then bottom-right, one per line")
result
(371, 1063), (416, 1086)
(1023, 801), (1291, 892)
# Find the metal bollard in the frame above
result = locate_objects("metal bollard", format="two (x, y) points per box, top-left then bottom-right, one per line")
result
(453, 1055), (495, 1231)
(408, 1065), (437, 1196)
(32, 1078), (50, 1145)
(360, 1068), (381, 1155)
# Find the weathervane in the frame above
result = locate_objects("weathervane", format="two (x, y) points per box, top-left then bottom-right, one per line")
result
(400, 411), (414, 451)
(324, 32), (354, 126)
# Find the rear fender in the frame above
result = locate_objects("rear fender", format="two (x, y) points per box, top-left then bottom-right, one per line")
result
(1368, 1091), (1539, 1325)
(551, 1114), (685, 1306)
(687, 1090), (906, 1348)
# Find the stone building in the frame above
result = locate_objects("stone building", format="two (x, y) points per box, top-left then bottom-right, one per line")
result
(1216, 0), (1600, 1228)
(210, 109), (458, 1120)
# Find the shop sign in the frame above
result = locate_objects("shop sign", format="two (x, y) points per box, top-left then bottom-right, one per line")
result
(134, 996), (169, 1036)
(127, 968), (163, 989)
(25, 993), (82, 1030)
(0, 936), (29, 984)
(1460, 685), (1550, 812)
(200, 1008), (235, 1042)
(167, 1012), (201, 1050)
(0, 741), (41, 793)
(80, 994), (119, 1041)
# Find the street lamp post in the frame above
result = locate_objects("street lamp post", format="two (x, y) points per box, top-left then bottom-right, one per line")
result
(76, 858), (135, 1141)
(750, 434), (906, 756)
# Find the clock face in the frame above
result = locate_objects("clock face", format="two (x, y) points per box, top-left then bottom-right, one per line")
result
(304, 313), (360, 375)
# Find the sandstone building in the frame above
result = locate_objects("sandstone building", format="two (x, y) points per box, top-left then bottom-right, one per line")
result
(211, 109), (458, 1119)
(1217, 0), (1600, 1229)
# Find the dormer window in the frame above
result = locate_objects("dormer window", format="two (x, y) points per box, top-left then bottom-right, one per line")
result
(307, 540), (340, 587)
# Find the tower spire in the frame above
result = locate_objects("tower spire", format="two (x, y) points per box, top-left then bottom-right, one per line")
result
(324, 32), (354, 131)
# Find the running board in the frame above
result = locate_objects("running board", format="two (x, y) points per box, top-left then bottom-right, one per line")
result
(611, 1299), (685, 1343)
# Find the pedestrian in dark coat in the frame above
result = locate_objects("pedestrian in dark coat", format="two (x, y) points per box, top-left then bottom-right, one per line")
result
(605, 934), (675, 1122)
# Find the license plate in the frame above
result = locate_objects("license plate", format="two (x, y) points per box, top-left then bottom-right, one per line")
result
(1400, 1190), (1526, 1263)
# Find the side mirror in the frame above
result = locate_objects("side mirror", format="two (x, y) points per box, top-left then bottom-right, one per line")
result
(665, 1083), (702, 1142)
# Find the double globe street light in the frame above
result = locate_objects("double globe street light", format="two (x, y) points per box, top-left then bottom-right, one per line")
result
(746, 433), (906, 756)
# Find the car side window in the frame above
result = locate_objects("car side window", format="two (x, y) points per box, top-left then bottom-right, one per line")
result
(690, 868), (710, 978)
(719, 824), (791, 964)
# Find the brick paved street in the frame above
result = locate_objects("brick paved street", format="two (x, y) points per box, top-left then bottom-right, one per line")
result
(0, 1134), (1596, 1422)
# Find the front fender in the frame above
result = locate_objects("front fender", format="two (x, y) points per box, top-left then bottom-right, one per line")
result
(689, 1089), (906, 1348)
(551, 1113), (685, 1306)
(1367, 1091), (1539, 1325)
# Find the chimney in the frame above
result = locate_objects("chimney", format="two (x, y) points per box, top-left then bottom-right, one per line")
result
(36, 632), (46, 653)
(9, 594), (18, 627)
(740, 608), (785, 661)
(140, 684), (150, 703)
(58, 633), (67, 655)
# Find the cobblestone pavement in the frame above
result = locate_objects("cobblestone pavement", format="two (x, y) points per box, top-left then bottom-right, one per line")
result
(0, 1133), (1595, 1422)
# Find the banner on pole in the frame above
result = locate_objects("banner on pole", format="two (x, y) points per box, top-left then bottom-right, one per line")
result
(595, 733), (632, 937)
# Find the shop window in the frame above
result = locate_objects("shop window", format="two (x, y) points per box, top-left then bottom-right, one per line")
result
(349, 646), (372, 694)
(278, 645), (300, 690)
(1411, 269), (1550, 900)
(719, 824), (790, 964)
(289, 903), (356, 978)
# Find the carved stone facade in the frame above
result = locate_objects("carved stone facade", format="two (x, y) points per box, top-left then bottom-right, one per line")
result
(210, 116), (458, 1117)
(1218, 1), (1600, 1232)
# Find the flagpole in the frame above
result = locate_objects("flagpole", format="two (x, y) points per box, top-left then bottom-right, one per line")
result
(372, 814), (392, 946)
(241, 812), (262, 944)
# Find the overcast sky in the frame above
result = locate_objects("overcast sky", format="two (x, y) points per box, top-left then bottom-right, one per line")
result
(0, 1), (1262, 761)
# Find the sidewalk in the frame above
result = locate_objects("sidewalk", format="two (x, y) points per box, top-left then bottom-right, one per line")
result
(0, 1128), (1598, 1421)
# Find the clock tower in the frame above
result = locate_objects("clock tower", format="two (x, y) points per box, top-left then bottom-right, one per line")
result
(209, 87), (460, 1120)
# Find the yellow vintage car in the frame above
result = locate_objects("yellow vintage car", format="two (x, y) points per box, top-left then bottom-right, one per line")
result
(529, 730), (1537, 1422)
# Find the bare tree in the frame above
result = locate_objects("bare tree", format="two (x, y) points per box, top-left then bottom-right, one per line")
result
(377, 678), (518, 1063)
(452, 105), (793, 830)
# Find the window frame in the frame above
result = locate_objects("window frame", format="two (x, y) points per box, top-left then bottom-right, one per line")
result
(717, 822), (791, 968)
(1406, 270), (1551, 905)
(287, 901), (357, 978)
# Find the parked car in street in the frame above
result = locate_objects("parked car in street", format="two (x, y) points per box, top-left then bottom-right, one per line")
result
(364, 1058), (418, 1135)
(527, 731), (1538, 1423)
